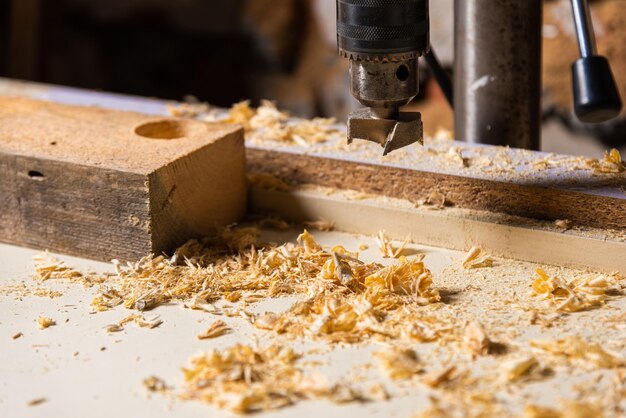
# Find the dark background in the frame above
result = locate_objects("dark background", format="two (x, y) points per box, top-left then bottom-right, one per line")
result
(0, 0), (314, 107)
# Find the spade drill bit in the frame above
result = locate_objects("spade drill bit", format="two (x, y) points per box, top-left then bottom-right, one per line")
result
(337, 0), (430, 155)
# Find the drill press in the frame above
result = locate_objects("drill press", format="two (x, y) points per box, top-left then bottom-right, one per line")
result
(336, 0), (429, 155)
(338, 0), (622, 155)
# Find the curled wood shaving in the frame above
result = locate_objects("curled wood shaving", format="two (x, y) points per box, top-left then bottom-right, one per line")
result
(531, 269), (616, 312)
(376, 230), (410, 258)
(197, 320), (231, 340)
(462, 247), (494, 269)
(38, 316), (55, 329)
(135, 315), (163, 329)
(106, 314), (162, 332)
(530, 336), (625, 369)
(374, 347), (422, 380)
(222, 100), (256, 130)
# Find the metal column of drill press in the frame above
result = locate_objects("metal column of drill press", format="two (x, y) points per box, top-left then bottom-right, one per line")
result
(454, 0), (542, 150)
(336, 0), (429, 155)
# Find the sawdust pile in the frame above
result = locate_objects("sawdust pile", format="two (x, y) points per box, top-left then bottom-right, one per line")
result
(51, 229), (441, 344)
(29, 227), (626, 416)
(221, 100), (340, 146)
(180, 343), (363, 413)
(31, 228), (442, 412)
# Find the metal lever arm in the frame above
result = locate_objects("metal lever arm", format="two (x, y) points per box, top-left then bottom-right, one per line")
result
(570, 0), (622, 123)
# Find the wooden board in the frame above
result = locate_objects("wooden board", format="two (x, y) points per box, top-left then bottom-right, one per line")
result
(250, 186), (626, 274)
(0, 96), (246, 261)
(246, 142), (626, 230)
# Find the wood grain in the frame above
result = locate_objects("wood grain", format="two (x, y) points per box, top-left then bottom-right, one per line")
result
(247, 145), (626, 230)
(0, 96), (246, 261)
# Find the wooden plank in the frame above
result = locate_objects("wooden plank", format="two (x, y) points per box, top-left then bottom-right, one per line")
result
(250, 186), (626, 274)
(247, 142), (626, 230)
(0, 96), (247, 261)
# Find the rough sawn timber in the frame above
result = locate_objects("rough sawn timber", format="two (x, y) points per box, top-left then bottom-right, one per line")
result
(0, 96), (246, 261)
(246, 145), (626, 230)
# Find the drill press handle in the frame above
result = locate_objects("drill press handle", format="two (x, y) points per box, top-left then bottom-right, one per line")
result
(570, 0), (622, 123)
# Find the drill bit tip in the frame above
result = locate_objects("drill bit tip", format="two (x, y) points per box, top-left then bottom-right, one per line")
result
(347, 108), (423, 156)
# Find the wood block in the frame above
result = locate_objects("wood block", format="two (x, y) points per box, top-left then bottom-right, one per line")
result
(0, 96), (246, 261)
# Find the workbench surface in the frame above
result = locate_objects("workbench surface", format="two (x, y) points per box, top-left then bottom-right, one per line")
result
(1, 231), (462, 418)
(1, 79), (625, 417)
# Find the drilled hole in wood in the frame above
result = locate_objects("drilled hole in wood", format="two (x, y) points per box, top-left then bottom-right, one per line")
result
(28, 170), (44, 180)
(134, 120), (191, 139)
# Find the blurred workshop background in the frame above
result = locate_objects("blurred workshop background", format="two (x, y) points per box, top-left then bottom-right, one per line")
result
(0, 0), (624, 155)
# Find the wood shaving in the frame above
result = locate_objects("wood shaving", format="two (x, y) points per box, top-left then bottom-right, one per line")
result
(220, 100), (339, 145)
(501, 355), (539, 382)
(531, 268), (616, 312)
(27, 397), (47, 406)
(445, 146), (468, 168)
(421, 191), (449, 210)
(303, 219), (335, 232)
(463, 321), (492, 356)
(33, 254), (88, 283)
(587, 148), (625, 173)
(143, 376), (168, 393)
(403, 317), (451, 342)
(553, 219), (572, 231)
(105, 324), (124, 333)
(376, 230), (410, 258)
(197, 320), (231, 340)
(462, 247), (494, 269)
(38, 316), (55, 329)
(423, 365), (456, 388)
(374, 347), (422, 380)
(530, 336), (625, 369)
(105, 314), (161, 332)
(135, 315), (163, 329)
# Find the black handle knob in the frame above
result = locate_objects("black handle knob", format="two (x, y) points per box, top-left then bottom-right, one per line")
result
(572, 56), (622, 123)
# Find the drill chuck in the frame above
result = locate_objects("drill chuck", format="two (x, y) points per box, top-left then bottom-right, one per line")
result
(337, 0), (429, 61)
(337, 0), (429, 154)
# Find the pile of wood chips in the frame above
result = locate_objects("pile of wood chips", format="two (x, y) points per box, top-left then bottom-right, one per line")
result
(30, 225), (626, 416)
